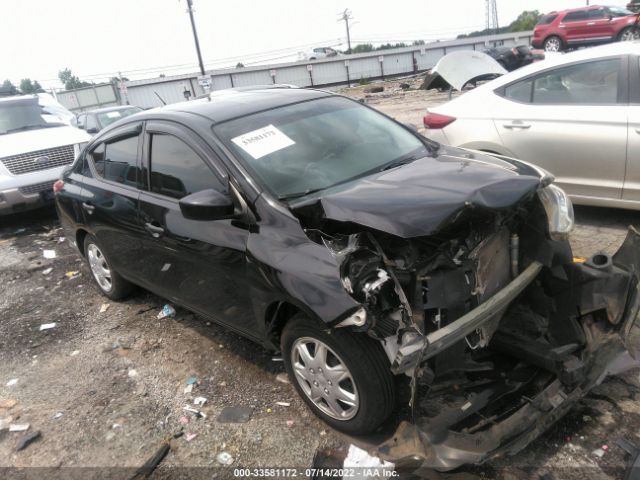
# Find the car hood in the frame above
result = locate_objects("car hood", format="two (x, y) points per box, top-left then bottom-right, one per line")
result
(291, 146), (543, 238)
(0, 126), (90, 158)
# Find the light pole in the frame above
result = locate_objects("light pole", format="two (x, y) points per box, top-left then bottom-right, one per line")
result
(338, 9), (354, 53)
(185, 0), (205, 76)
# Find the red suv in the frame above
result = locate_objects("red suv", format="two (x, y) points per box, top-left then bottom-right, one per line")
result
(532, 5), (638, 52)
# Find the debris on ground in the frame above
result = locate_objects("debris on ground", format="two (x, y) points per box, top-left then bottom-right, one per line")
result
(53, 412), (63, 419)
(182, 406), (206, 419)
(286, 420), (294, 427)
(65, 271), (80, 279)
(184, 433), (197, 442)
(183, 384), (193, 394)
(217, 406), (253, 423)
(275, 373), (290, 384)
(193, 397), (207, 406)
(9, 424), (30, 432)
(39, 323), (56, 331)
(271, 357), (283, 362)
(343, 444), (395, 474)
(6, 379), (18, 387)
(157, 304), (176, 320)
(42, 268), (52, 275)
(16, 431), (41, 452)
(216, 451), (234, 466)
(364, 86), (384, 93)
(593, 448), (606, 458)
(128, 369), (138, 378)
(130, 442), (171, 480)
(275, 401), (290, 407)
(99, 303), (110, 313)
(186, 376), (198, 385)
(178, 416), (189, 425)
(0, 399), (17, 409)
(70, 350), (79, 356)
(42, 250), (56, 259)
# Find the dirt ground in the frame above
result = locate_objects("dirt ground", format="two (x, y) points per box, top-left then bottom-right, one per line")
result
(2, 80), (640, 479)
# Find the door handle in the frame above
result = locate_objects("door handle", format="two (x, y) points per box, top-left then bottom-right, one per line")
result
(81, 202), (95, 214)
(145, 222), (165, 238)
(503, 122), (531, 130)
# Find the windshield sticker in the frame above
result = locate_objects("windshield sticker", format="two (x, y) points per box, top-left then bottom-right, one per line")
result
(106, 111), (122, 118)
(231, 124), (295, 159)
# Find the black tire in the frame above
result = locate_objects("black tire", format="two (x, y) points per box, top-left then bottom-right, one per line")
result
(543, 35), (563, 52)
(281, 315), (396, 434)
(619, 26), (639, 42)
(83, 234), (134, 300)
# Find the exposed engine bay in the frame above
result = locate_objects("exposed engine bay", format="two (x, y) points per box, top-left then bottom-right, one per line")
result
(295, 189), (640, 470)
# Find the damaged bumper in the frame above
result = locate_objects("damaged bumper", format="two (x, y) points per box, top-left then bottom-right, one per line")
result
(375, 227), (640, 471)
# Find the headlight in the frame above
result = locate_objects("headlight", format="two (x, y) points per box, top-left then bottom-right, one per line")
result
(537, 184), (574, 240)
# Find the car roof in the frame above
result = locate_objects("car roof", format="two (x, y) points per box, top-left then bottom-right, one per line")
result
(0, 94), (38, 104)
(555, 4), (631, 14)
(148, 87), (331, 124)
(86, 105), (141, 114)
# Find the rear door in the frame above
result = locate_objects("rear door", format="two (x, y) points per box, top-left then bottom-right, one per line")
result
(496, 56), (628, 201)
(136, 120), (257, 335)
(562, 10), (590, 45)
(79, 123), (146, 282)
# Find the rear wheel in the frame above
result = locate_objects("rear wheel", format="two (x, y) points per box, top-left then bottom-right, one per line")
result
(619, 26), (639, 42)
(543, 35), (563, 52)
(281, 315), (395, 434)
(84, 234), (134, 300)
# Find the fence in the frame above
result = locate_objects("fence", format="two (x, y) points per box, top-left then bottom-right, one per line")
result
(55, 83), (120, 112)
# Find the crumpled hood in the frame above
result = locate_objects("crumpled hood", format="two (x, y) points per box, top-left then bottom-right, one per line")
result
(293, 147), (543, 238)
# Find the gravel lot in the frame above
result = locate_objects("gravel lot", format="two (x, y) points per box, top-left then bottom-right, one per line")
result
(1, 81), (640, 479)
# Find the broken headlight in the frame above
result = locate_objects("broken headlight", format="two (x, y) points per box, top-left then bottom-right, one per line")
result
(538, 184), (574, 240)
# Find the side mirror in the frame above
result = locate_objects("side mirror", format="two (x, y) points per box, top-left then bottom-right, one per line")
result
(86, 127), (99, 134)
(607, 13), (613, 20)
(179, 188), (235, 221)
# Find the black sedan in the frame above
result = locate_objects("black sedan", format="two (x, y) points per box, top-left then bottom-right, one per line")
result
(54, 86), (640, 471)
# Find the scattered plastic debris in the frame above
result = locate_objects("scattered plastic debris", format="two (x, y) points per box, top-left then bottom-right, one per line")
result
(43, 250), (56, 259)
(128, 369), (138, 378)
(272, 357), (283, 362)
(193, 397), (207, 406)
(53, 412), (63, 419)
(0, 399), (17, 409)
(185, 433), (197, 442)
(183, 384), (194, 394)
(286, 420), (294, 427)
(217, 406), (253, 423)
(16, 431), (41, 451)
(179, 416), (190, 425)
(183, 406), (206, 419)
(186, 376), (198, 385)
(602, 444), (609, 451)
(343, 444), (395, 473)
(276, 401), (290, 407)
(216, 451), (234, 466)
(100, 304), (110, 313)
(70, 350), (80, 356)
(58, 237), (66, 243)
(157, 304), (176, 320)
(593, 448), (606, 458)
(65, 271), (80, 279)
(218, 381), (227, 387)
(266, 408), (272, 413)
(39, 323), (56, 331)
(275, 373), (290, 384)
(161, 263), (171, 272)
(42, 268), (53, 275)
(9, 424), (30, 432)
(6, 379), (18, 387)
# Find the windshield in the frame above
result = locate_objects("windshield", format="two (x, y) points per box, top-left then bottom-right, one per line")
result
(214, 96), (432, 199)
(97, 107), (142, 128)
(0, 97), (69, 135)
(609, 6), (634, 16)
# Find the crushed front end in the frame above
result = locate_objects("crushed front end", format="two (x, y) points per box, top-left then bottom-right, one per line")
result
(304, 185), (640, 471)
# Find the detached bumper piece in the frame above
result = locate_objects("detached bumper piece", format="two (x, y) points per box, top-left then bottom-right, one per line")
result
(377, 227), (640, 471)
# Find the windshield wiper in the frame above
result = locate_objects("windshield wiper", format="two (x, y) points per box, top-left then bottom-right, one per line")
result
(278, 187), (327, 201)
(0, 123), (66, 135)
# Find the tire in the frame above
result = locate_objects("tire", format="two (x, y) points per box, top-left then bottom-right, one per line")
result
(619, 26), (639, 42)
(281, 315), (395, 434)
(84, 234), (134, 300)
(543, 35), (563, 52)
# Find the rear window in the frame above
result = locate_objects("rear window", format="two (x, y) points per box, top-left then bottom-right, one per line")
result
(537, 14), (558, 25)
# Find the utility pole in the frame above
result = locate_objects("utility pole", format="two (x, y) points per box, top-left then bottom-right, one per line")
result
(185, 0), (205, 76)
(485, 0), (499, 34)
(338, 9), (354, 53)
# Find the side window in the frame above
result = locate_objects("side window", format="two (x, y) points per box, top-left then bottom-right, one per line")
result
(86, 115), (98, 132)
(149, 133), (223, 200)
(72, 155), (93, 177)
(563, 10), (587, 22)
(504, 79), (533, 103)
(531, 59), (620, 105)
(588, 9), (605, 19)
(77, 114), (86, 129)
(88, 136), (139, 186)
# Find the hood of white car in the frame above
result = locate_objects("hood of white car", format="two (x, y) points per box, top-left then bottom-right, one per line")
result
(0, 126), (91, 158)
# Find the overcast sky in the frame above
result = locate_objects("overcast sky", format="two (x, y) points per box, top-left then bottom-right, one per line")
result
(1, 0), (628, 89)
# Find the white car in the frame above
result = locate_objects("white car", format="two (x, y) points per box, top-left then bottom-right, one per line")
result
(300, 47), (339, 61)
(423, 41), (640, 210)
(0, 94), (91, 215)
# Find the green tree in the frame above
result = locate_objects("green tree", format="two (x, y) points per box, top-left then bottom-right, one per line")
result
(1, 79), (18, 95)
(351, 43), (374, 54)
(235, 62), (245, 68)
(509, 10), (541, 32)
(58, 68), (91, 90)
(19, 78), (43, 94)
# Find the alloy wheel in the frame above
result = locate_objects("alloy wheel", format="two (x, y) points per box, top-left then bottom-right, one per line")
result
(87, 243), (112, 292)
(290, 337), (359, 420)
(621, 28), (639, 42)
(544, 37), (561, 52)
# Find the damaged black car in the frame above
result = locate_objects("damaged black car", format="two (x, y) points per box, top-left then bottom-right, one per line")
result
(55, 87), (640, 471)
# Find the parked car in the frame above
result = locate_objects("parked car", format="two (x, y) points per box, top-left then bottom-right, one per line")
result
(484, 45), (545, 71)
(76, 106), (143, 134)
(532, 5), (638, 52)
(423, 42), (640, 211)
(300, 47), (339, 61)
(0, 94), (90, 215)
(55, 87), (640, 471)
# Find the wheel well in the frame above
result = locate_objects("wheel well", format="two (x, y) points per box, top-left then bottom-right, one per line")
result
(265, 301), (302, 349)
(544, 34), (562, 45)
(76, 229), (88, 256)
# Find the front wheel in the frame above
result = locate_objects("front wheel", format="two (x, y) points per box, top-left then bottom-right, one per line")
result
(619, 26), (639, 42)
(281, 315), (396, 434)
(543, 35), (563, 52)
